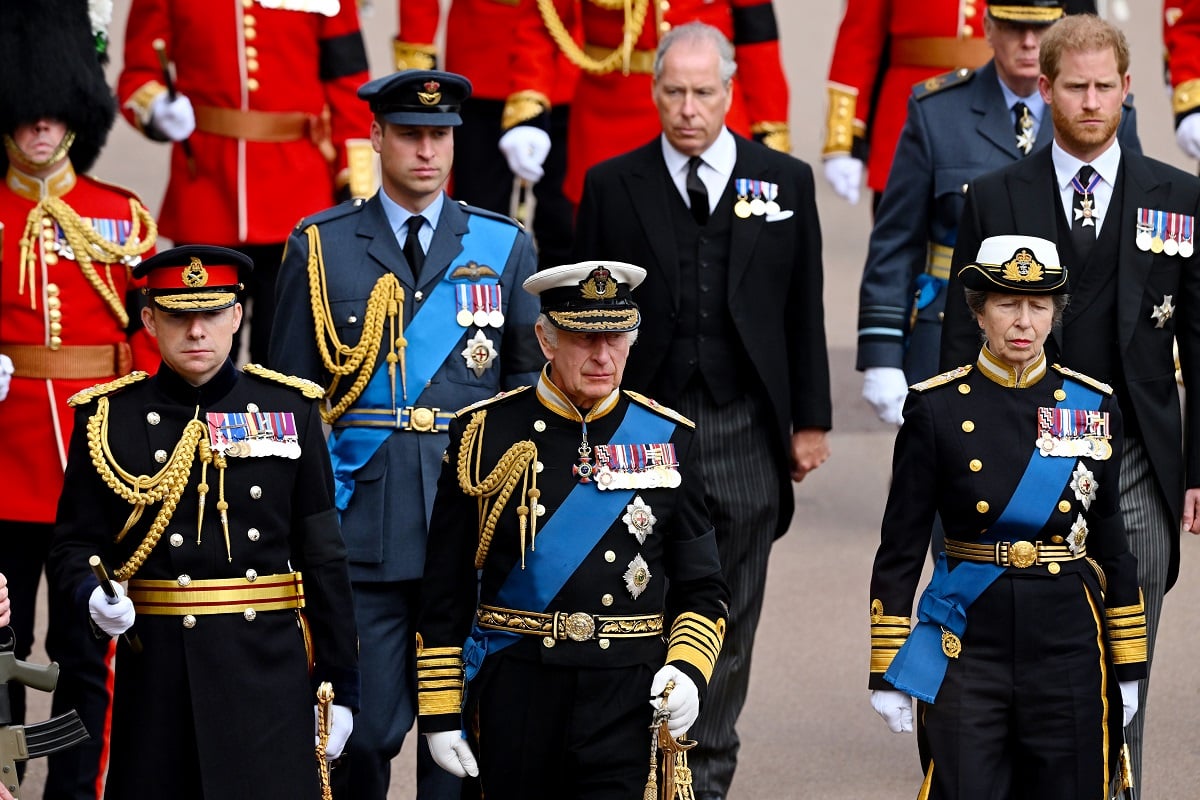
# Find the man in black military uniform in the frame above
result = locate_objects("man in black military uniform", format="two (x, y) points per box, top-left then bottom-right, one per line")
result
(414, 261), (729, 798)
(48, 246), (359, 800)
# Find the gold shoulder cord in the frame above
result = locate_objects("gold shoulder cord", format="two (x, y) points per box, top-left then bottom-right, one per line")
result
(537, 0), (651, 75)
(455, 411), (540, 569)
(86, 397), (208, 580)
(17, 197), (157, 325)
(303, 224), (407, 423)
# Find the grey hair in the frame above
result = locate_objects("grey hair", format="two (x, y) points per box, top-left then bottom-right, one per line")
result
(653, 22), (737, 85)
(535, 313), (639, 347)
(964, 289), (1070, 341)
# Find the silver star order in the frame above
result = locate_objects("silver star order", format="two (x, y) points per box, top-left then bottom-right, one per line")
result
(1151, 294), (1175, 329)
(621, 495), (656, 544)
(1016, 129), (1035, 155)
(1074, 198), (1096, 227)
(1070, 462), (1098, 510)
(623, 554), (651, 599)
(1067, 515), (1089, 555)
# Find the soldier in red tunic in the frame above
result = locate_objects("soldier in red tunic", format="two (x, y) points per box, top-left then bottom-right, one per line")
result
(1166, 1), (1200, 161)
(117, 0), (373, 365)
(0, 2), (158, 798)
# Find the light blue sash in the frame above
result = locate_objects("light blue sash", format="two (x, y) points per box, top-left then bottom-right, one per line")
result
(884, 378), (1101, 702)
(328, 217), (518, 509)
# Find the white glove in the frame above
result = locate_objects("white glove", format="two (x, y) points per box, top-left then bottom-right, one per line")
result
(649, 665), (700, 738)
(870, 689), (913, 733)
(1176, 113), (1200, 161)
(0, 354), (12, 402)
(823, 155), (863, 205)
(88, 583), (135, 637)
(424, 731), (479, 778)
(862, 367), (909, 426)
(148, 92), (196, 142)
(314, 704), (354, 760)
(498, 125), (551, 183)
(1119, 680), (1139, 727)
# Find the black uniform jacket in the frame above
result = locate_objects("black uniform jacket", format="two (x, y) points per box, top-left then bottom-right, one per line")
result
(49, 361), (358, 800)
(416, 373), (729, 734)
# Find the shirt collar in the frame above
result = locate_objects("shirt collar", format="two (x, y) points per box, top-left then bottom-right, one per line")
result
(997, 79), (1045, 125)
(660, 126), (737, 179)
(976, 344), (1048, 388)
(1051, 139), (1122, 191)
(154, 358), (240, 406)
(6, 159), (76, 201)
(378, 188), (445, 237)
(535, 364), (621, 423)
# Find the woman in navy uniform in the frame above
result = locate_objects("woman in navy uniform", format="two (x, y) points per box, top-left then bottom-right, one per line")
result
(48, 246), (358, 800)
(867, 235), (1146, 799)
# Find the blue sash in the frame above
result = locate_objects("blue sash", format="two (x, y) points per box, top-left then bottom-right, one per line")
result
(328, 217), (519, 510)
(884, 378), (1101, 702)
(462, 402), (676, 681)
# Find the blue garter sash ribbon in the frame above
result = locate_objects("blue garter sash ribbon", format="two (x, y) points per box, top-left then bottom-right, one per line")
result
(328, 217), (518, 509)
(884, 378), (1101, 702)
(462, 402), (676, 681)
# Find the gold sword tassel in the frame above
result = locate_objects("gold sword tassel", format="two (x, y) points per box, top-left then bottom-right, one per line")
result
(316, 682), (335, 800)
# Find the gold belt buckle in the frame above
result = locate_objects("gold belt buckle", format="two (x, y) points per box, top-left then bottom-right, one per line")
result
(560, 612), (596, 642)
(1008, 540), (1037, 568)
(409, 406), (435, 432)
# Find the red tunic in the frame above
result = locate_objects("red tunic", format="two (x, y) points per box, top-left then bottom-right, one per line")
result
(1166, 2), (1200, 122)
(0, 162), (157, 523)
(117, 0), (373, 245)
(824, 0), (990, 193)
(563, 0), (790, 203)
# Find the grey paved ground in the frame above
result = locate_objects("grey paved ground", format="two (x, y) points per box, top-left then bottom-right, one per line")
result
(18, 2), (1200, 797)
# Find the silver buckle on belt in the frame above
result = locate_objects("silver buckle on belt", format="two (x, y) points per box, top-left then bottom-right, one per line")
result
(555, 611), (596, 642)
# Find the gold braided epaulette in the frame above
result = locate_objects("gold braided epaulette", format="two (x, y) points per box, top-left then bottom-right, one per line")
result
(910, 365), (972, 393)
(242, 363), (325, 399)
(913, 68), (975, 101)
(1052, 364), (1113, 395)
(67, 371), (150, 407)
(453, 385), (531, 418)
(623, 390), (695, 428)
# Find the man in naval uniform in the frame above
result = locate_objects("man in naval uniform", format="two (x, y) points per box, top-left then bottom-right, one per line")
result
(415, 261), (728, 799)
(270, 69), (542, 800)
(49, 245), (358, 800)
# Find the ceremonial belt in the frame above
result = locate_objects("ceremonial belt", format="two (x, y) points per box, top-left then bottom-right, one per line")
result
(2, 342), (131, 380)
(328, 216), (518, 510)
(884, 377), (1101, 703)
(944, 538), (1086, 568)
(890, 37), (992, 70)
(584, 43), (655, 74)
(461, 403), (676, 681)
(127, 572), (305, 616)
(331, 405), (452, 433)
(477, 604), (664, 642)
(925, 243), (953, 281)
(194, 105), (318, 143)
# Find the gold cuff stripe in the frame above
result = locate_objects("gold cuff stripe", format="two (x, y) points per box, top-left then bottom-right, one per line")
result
(417, 689), (463, 717)
(124, 81), (168, 131)
(393, 41), (437, 71)
(823, 84), (859, 156)
(1174, 78), (1200, 115)
(501, 91), (552, 130)
(415, 645), (462, 658)
(870, 651), (901, 673)
(667, 613), (725, 682)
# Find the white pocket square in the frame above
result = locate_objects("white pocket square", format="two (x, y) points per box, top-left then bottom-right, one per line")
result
(765, 210), (793, 222)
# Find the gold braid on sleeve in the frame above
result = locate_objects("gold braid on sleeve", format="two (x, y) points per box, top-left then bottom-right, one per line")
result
(17, 196), (157, 324)
(454, 411), (539, 569)
(86, 397), (207, 580)
(537, 0), (651, 75)
(303, 224), (407, 423)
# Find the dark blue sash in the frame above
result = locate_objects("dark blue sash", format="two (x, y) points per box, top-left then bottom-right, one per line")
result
(328, 216), (518, 509)
(884, 378), (1102, 702)
(462, 401), (676, 681)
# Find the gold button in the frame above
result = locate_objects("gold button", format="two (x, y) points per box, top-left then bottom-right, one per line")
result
(962, 420), (975, 432)
(969, 459), (982, 472)
(243, 13), (256, 26)
(247, 527), (261, 542)
(48, 322), (62, 335)
(247, 78), (260, 92)
(535, 461), (544, 474)
(147, 412), (161, 425)
(659, 21), (670, 33)
(247, 58), (259, 72)
(247, 403), (259, 413)
(534, 420), (546, 432)
(976, 501), (989, 514)
(1058, 501), (1071, 513)
(250, 486), (263, 499)
(1048, 562), (1061, 575)
(245, 45), (257, 57)
(178, 575), (192, 586)
(170, 533), (183, 547)
(542, 636), (555, 648)
(45, 283), (59, 296)
(958, 384), (971, 395)
(245, 569), (258, 582)
(660, 0), (669, 9)
(155, 449), (168, 463)
(244, 608), (257, 621)
(46, 296), (61, 309)
(1051, 535), (1064, 543)
(244, 26), (257, 41)
(961, 24), (973, 37)
(48, 309), (62, 322)
(604, 550), (616, 563)
(599, 639), (610, 649)
(182, 615), (197, 629)
(601, 594), (614, 607)
(42, 217), (54, 229)
(1054, 389), (1067, 401)
(44, 252), (58, 266)
(48, 336), (62, 349)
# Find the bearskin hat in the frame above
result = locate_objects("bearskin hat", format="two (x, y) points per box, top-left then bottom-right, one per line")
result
(0, 0), (116, 174)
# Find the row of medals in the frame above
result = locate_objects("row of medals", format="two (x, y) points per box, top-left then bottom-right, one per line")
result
(456, 307), (504, 328)
(733, 193), (780, 219)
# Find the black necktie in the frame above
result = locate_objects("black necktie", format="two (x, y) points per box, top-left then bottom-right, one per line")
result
(404, 215), (426, 276)
(1071, 165), (1098, 260)
(1013, 101), (1034, 156)
(686, 156), (709, 226)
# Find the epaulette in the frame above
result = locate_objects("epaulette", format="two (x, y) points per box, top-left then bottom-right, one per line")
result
(294, 197), (365, 230)
(453, 385), (531, 417)
(242, 363), (325, 399)
(67, 371), (150, 407)
(458, 200), (524, 229)
(910, 364), (972, 393)
(913, 68), (974, 101)
(1052, 364), (1113, 395)
(623, 390), (696, 428)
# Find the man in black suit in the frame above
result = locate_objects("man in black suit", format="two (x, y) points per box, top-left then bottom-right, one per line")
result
(939, 14), (1200, 790)
(573, 22), (831, 800)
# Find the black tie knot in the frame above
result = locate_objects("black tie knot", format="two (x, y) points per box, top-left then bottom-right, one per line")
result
(1077, 165), (1096, 185)
(404, 215), (426, 275)
(686, 156), (709, 226)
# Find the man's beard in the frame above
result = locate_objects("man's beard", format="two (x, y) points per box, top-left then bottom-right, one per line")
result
(1050, 103), (1120, 157)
